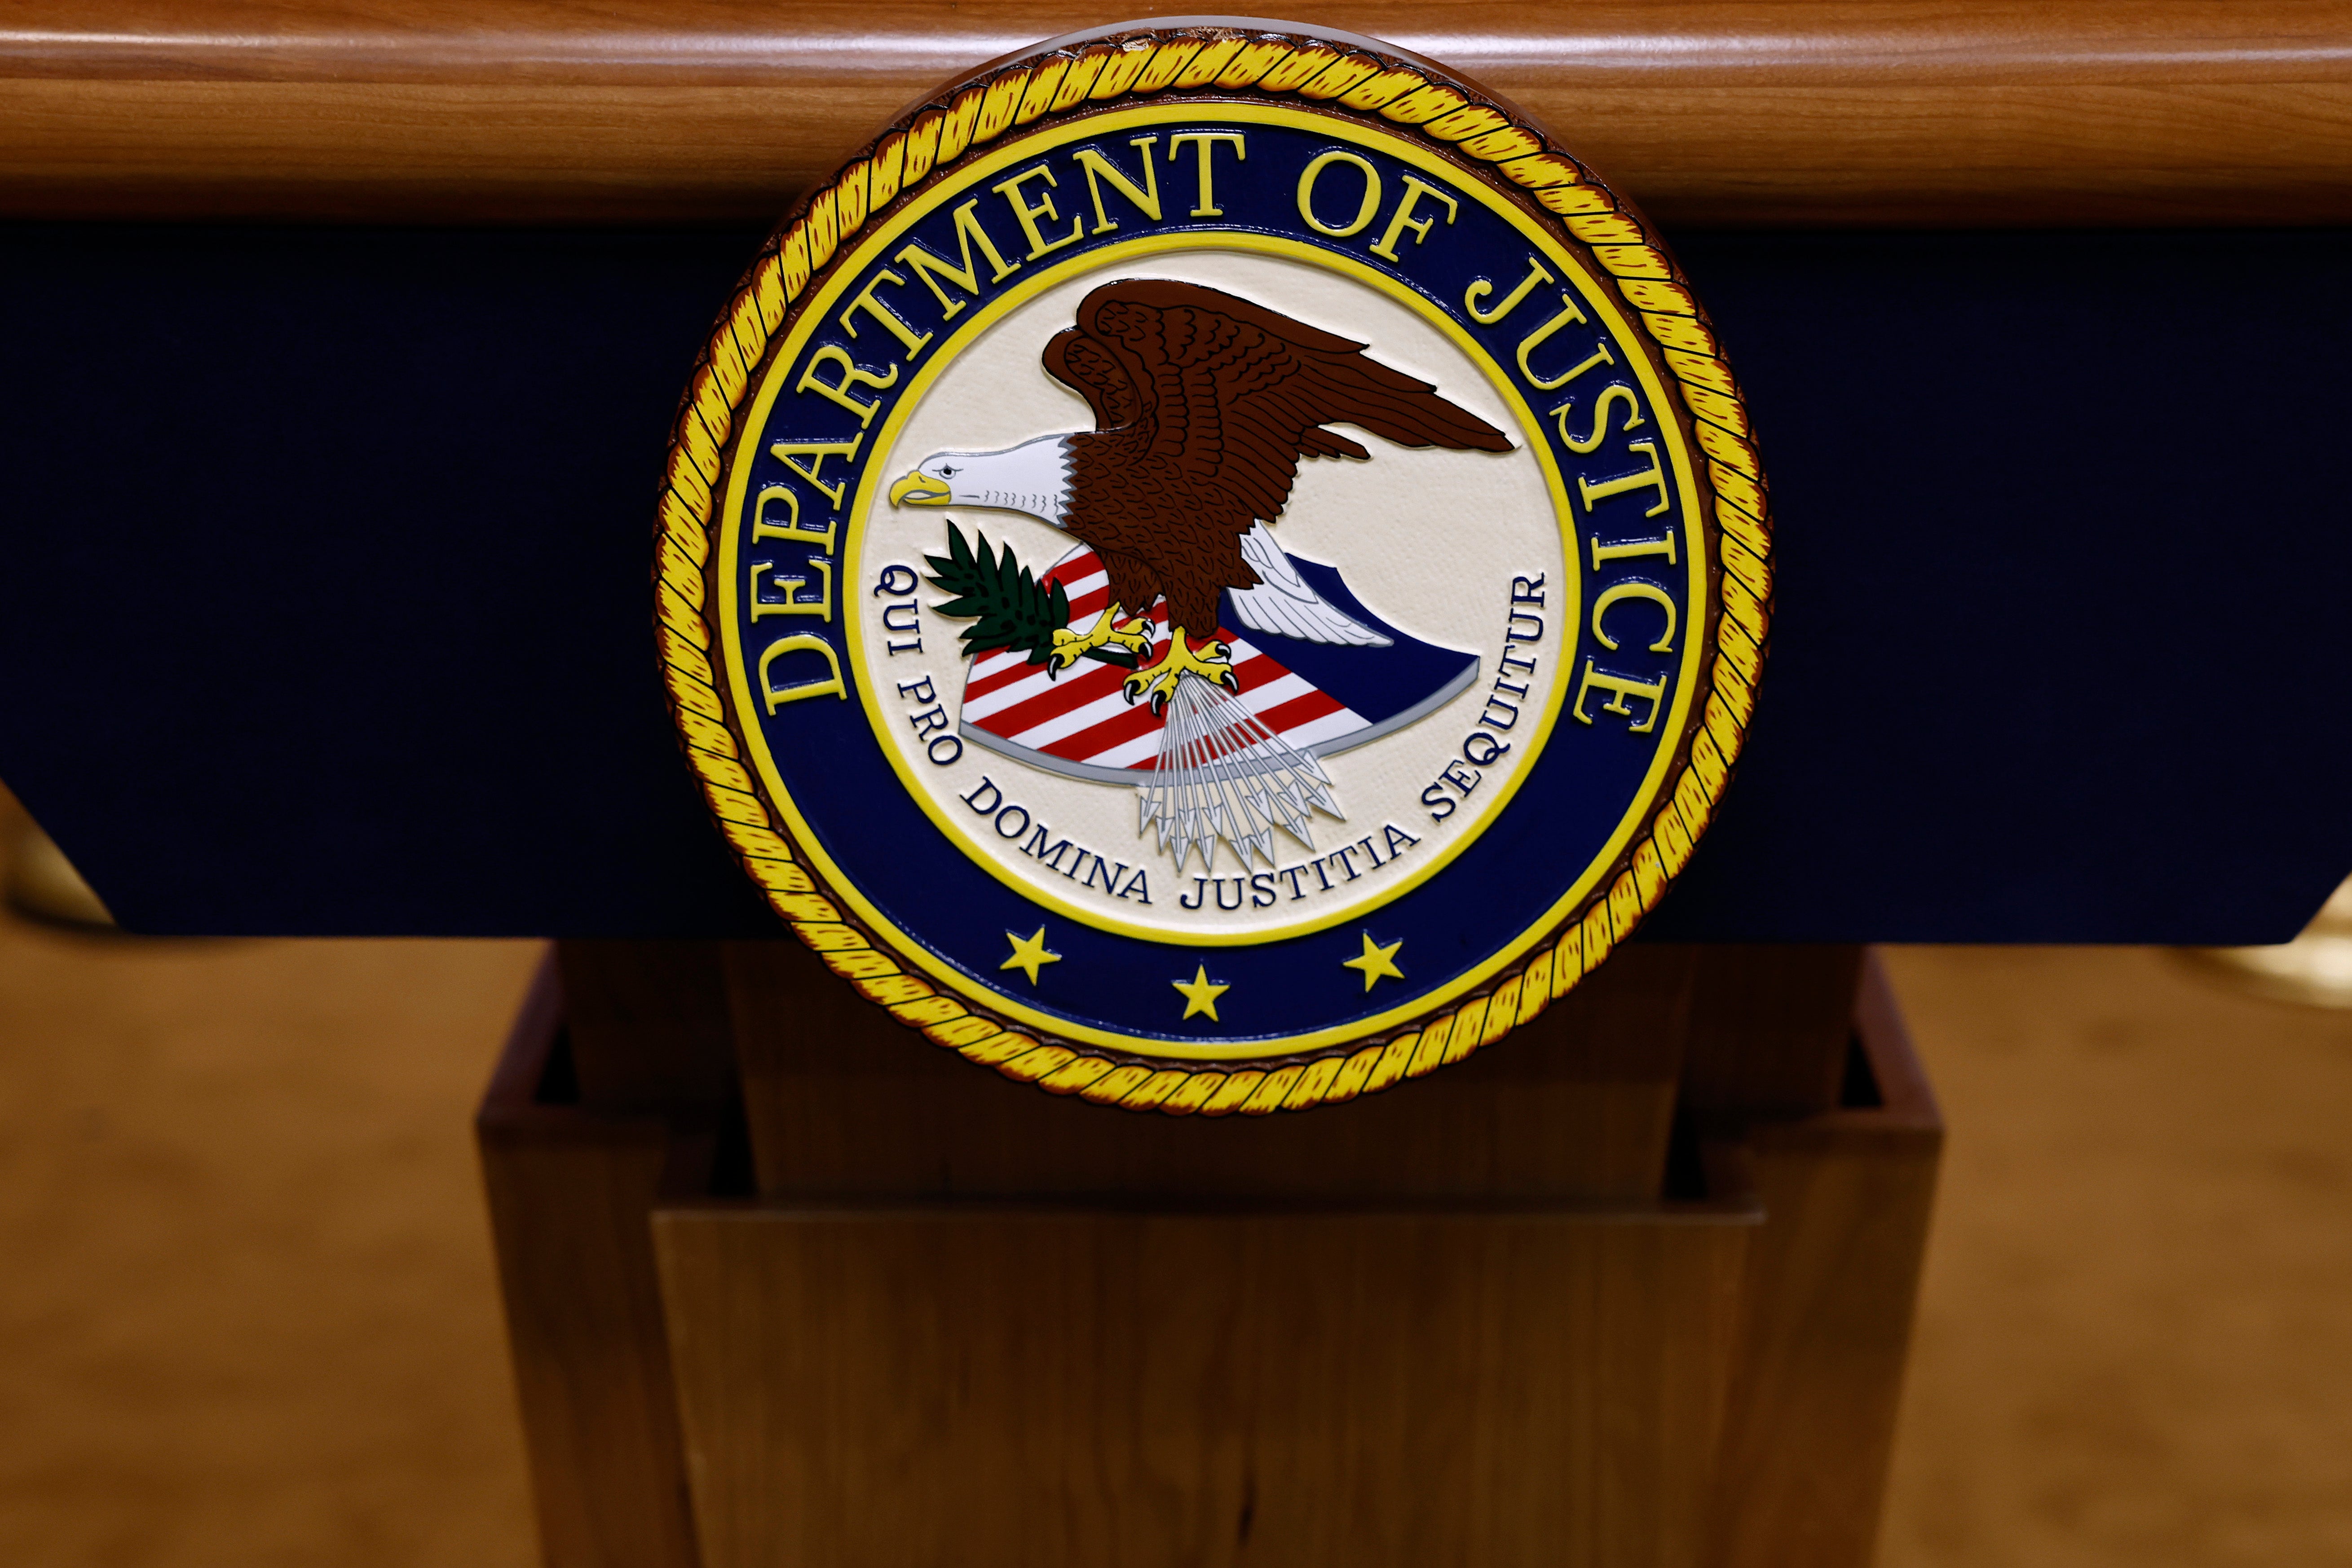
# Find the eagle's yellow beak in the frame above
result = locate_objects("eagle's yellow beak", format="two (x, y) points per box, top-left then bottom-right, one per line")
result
(888, 470), (951, 507)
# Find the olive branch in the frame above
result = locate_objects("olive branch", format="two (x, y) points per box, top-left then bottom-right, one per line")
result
(922, 521), (1136, 669)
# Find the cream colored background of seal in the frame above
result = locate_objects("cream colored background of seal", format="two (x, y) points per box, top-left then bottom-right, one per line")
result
(853, 250), (1567, 941)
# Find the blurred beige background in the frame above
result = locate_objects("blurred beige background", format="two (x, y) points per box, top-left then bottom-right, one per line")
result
(0, 794), (2347, 1566)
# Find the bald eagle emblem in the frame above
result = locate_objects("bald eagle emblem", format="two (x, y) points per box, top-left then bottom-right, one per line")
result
(892, 278), (1512, 871)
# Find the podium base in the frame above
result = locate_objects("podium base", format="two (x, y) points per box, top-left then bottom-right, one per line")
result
(478, 949), (1939, 1568)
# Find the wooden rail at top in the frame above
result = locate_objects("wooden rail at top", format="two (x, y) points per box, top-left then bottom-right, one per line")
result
(7, 1), (2352, 226)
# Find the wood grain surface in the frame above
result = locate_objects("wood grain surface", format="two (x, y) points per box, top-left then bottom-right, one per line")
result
(642, 950), (1936, 1568)
(1680, 946), (1867, 1123)
(555, 938), (736, 1114)
(475, 956), (702, 1568)
(6, 2), (2351, 225)
(723, 935), (1698, 1202)
(654, 1201), (1753, 1568)
(1700, 954), (1943, 1568)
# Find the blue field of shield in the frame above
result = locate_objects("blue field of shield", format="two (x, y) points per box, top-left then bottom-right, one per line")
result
(1230, 555), (1480, 756)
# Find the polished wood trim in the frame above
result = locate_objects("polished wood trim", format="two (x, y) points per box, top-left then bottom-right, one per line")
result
(5, 3), (2351, 224)
(9, 3), (2348, 86)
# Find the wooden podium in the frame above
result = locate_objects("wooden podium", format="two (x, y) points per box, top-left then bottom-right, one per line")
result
(6, 6), (2352, 1567)
(480, 941), (1937, 1568)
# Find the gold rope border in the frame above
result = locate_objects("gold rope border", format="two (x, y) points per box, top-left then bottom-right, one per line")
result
(653, 26), (1774, 1115)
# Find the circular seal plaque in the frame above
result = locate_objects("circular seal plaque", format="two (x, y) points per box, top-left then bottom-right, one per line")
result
(658, 20), (1771, 1113)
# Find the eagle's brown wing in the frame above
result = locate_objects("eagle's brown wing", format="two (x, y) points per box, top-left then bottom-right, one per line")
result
(1043, 278), (1512, 633)
(1064, 277), (1511, 532)
(1041, 327), (1139, 429)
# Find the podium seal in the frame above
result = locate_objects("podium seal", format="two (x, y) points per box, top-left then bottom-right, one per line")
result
(658, 19), (1771, 1112)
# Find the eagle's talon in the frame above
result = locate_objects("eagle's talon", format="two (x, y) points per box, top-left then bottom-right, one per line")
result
(1121, 624), (1236, 709)
(1048, 605), (1150, 672)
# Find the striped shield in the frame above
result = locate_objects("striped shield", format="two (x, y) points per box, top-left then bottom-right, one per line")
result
(957, 543), (1480, 783)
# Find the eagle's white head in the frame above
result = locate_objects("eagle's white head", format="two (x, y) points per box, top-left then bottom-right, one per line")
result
(887, 435), (1074, 526)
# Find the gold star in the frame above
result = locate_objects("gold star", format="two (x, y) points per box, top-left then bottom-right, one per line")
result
(1172, 963), (1230, 1021)
(999, 926), (1061, 985)
(1342, 932), (1405, 992)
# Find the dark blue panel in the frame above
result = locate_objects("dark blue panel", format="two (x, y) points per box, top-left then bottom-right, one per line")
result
(1642, 230), (2352, 943)
(0, 223), (780, 936)
(0, 222), (2346, 940)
